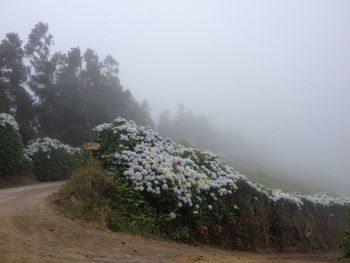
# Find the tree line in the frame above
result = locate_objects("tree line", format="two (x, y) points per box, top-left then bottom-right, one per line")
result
(157, 103), (243, 155)
(0, 22), (153, 145)
(1, 21), (247, 174)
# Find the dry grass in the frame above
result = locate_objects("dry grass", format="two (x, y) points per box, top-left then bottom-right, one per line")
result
(0, 169), (38, 189)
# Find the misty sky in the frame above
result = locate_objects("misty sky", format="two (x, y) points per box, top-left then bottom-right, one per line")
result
(1, 0), (349, 194)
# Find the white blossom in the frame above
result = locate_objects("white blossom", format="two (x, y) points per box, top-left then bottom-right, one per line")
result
(93, 117), (350, 214)
(0, 113), (19, 131)
(24, 137), (81, 160)
(169, 212), (176, 220)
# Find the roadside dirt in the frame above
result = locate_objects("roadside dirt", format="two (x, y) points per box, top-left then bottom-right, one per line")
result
(0, 182), (348, 263)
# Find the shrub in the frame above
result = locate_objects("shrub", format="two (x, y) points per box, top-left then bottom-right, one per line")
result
(0, 113), (23, 175)
(24, 137), (81, 181)
(61, 117), (350, 250)
(340, 230), (350, 258)
(94, 118), (245, 221)
(57, 160), (161, 235)
(55, 160), (112, 221)
(0, 169), (37, 188)
(340, 213), (350, 258)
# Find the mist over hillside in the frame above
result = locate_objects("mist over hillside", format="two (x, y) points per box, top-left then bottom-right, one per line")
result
(156, 106), (327, 194)
(1, 1), (350, 260)
(1, 0), (349, 195)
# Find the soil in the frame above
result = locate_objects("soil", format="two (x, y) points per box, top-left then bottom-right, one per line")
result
(0, 182), (348, 263)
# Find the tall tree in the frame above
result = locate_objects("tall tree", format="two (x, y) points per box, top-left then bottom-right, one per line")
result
(25, 22), (59, 138)
(81, 48), (105, 127)
(138, 100), (154, 127)
(100, 54), (124, 120)
(54, 47), (86, 145)
(81, 50), (154, 129)
(158, 110), (171, 137)
(0, 22), (156, 145)
(0, 33), (35, 141)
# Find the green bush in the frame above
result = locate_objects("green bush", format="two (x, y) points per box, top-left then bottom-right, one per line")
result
(55, 118), (350, 251)
(25, 137), (81, 181)
(89, 118), (350, 250)
(31, 148), (79, 181)
(340, 230), (350, 258)
(340, 213), (350, 258)
(0, 113), (23, 175)
(105, 174), (161, 235)
(57, 161), (161, 236)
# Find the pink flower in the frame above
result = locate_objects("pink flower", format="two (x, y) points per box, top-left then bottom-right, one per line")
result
(172, 160), (178, 169)
(201, 225), (208, 235)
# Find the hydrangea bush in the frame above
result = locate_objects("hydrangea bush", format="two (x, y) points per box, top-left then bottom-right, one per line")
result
(0, 113), (19, 130)
(93, 117), (350, 247)
(24, 137), (81, 181)
(94, 118), (349, 210)
(340, 228), (350, 258)
(94, 118), (245, 222)
(339, 212), (350, 258)
(0, 113), (24, 175)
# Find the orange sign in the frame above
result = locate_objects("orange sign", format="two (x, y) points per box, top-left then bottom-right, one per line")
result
(83, 142), (101, 150)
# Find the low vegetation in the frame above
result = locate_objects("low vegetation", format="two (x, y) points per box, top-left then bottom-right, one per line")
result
(339, 213), (350, 258)
(55, 117), (350, 252)
(0, 170), (37, 188)
(0, 113), (24, 175)
(56, 161), (162, 237)
(0, 114), (82, 185)
(2, 112), (350, 255)
(24, 137), (81, 181)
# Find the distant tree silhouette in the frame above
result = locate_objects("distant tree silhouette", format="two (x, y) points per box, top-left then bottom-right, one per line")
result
(0, 33), (35, 142)
(158, 110), (171, 136)
(0, 22), (154, 145)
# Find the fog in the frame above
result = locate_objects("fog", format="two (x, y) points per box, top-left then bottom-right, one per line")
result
(1, 0), (349, 194)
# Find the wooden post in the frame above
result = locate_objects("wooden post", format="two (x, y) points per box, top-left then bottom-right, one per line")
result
(88, 150), (92, 189)
(88, 150), (92, 174)
(83, 142), (101, 190)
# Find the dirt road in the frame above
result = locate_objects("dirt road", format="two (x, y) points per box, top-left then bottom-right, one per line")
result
(0, 182), (347, 263)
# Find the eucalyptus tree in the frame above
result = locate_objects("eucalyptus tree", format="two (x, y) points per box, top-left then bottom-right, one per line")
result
(0, 33), (35, 141)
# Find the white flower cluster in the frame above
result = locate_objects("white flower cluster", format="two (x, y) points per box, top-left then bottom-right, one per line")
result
(94, 123), (113, 133)
(94, 118), (350, 216)
(248, 178), (350, 208)
(270, 189), (304, 207)
(294, 192), (350, 207)
(95, 118), (246, 216)
(24, 137), (81, 161)
(0, 113), (19, 131)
